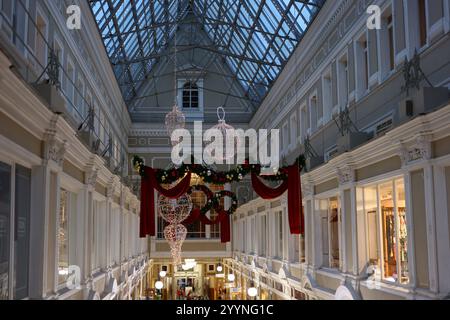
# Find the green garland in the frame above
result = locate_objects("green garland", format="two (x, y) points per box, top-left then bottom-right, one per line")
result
(132, 155), (305, 186)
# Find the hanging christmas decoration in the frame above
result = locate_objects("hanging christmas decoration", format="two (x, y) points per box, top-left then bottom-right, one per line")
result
(158, 193), (193, 224)
(164, 3), (185, 147)
(209, 107), (241, 163)
(165, 104), (185, 145)
(164, 223), (187, 265)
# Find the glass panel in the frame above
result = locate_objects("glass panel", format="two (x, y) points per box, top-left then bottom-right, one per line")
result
(318, 199), (328, 267)
(364, 186), (379, 266)
(329, 197), (339, 269)
(395, 179), (409, 284)
(0, 162), (11, 300)
(58, 189), (69, 285)
(379, 182), (397, 282)
(14, 165), (31, 299)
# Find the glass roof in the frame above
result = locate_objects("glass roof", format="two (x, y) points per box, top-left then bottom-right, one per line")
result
(89, 0), (325, 111)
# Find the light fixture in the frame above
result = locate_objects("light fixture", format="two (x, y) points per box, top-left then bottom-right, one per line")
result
(227, 273), (235, 282)
(159, 270), (167, 278)
(216, 264), (223, 272)
(181, 258), (197, 271)
(164, 6), (185, 146)
(247, 286), (258, 298)
(155, 280), (164, 290)
(209, 107), (240, 162)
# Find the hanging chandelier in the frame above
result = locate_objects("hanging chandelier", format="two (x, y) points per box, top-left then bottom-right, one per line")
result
(209, 107), (240, 163)
(165, 105), (185, 145)
(165, 3), (185, 146)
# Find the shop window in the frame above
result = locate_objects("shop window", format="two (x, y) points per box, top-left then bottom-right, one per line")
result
(358, 178), (409, 284)
(319, 197), (340, 269)
(0, 162), (12, 300)
(0, 162), (32, 300)
(58, 189), (69, 285)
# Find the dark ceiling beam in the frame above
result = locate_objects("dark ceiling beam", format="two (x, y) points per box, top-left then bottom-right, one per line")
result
(104, 0), (137, 99)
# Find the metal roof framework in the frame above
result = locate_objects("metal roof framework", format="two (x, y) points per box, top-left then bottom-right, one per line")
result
(89, 0), (325, 112)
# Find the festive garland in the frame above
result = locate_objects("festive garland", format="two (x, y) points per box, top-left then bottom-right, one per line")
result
(187, 185), (239, 216)
(132, 155), (305, 186)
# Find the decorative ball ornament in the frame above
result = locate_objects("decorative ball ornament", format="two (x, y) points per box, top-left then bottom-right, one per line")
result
(158, 194), (192, 224)
(165, 104), (186, 146)
(209, 107), (241, 163)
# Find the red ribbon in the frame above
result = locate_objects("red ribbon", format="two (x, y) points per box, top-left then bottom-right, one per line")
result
(140, 167), (191, 237)
(251, 163), (304, 235)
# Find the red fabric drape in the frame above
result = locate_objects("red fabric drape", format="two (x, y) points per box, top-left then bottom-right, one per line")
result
(219, 212), (231, 243)
(140, 167), (192, 237)
(251, 164), (304, 235)
(251, 173), (288, 199)
(287, 163), (304, 235)
(194, 210), (230, 243)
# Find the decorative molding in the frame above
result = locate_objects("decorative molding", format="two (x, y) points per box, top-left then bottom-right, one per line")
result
(336, 165), (356, 185)
(85, 167), (99, 188)
(398, 134), (433, 167)
(43, 116), (67, 167)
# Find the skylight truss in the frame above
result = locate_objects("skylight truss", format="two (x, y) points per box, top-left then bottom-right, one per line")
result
(89, 0), (325, 110)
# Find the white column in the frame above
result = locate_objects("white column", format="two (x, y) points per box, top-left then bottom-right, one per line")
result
(433, 164), (450, 294)
(29, 164), (51, 298)
(403, 170), (417, 288)
(51, 169), (62, 295)
(423, 165), (439, 293)
(349, 185), (358, 276)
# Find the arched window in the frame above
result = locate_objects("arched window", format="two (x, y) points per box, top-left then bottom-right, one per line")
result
(182, 82), (199, 108)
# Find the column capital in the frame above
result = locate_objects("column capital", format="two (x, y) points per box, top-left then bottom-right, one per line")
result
(336, 165), (356, 185)
(395, 133), (433, 167)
